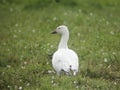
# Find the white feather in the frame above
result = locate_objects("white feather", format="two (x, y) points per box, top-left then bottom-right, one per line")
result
(51, 25), (79, 75)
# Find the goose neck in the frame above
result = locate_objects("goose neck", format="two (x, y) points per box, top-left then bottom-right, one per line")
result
(58, 33), (69, 49)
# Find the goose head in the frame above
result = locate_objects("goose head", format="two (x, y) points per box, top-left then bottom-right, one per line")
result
(51, 25), (69, 35)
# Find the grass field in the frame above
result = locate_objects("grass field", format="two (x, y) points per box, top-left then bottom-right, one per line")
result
(0, 0), (120, 90)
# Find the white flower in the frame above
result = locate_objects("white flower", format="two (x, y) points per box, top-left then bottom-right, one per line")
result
(51, 80), (54, 84)
(13, 35), (17, 38)
(106, 21), (109, 25)
(114, 82), (117, 85)
(19, 79), (22, 82)
(77, 33), (80, 37)
(26, 83), (30, 86)
(15, 23), (18, 27)
(104, 58), (108, 62)
(24, 46), (27, 49)
(7, 49), (10, 51)
(7, 85), (11, 88)
(82, 40), (85, 43)
(112, 52), (116, 55)
(48, 70), (52, 74)
(78, 9), (82, 13)
(64, 12), (68, 15)
(32, 29), (36, 33)
(3, 42), (6, 45)
(110, 31), (114, 35)
(76, 86), (79, 89)
(2, 72), (5, 75)
(18, 30), (21, 33)
(53, 17), (57, 21)
(21, 66), (25, 69)
(24, 61), (27, 65)
(50, 45), (53, 48)
(6, 65), (11, 68)
(18, 86), (22, 90)
(108, 65), (111, 68)
(90, 12), (93, 16)
(52, 76), (55, 79)
(53, 83), (57, 86)
(74, 81), (77, 84)
(46, 62), (49, 65)
(10, 8), (13, 12)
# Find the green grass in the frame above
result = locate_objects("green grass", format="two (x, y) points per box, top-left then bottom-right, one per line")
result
(0, 0), (120, 90)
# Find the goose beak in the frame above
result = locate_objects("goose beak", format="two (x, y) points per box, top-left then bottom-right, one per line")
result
(51, 30), (57, 34)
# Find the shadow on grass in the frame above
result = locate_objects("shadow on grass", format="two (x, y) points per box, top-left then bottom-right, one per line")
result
(81, 69), (120, 82)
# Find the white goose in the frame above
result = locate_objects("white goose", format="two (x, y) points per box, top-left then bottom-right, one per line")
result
(51, 25), (79, 76)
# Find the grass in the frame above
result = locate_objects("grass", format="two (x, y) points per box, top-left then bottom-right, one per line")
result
(0, 0), (120, 90)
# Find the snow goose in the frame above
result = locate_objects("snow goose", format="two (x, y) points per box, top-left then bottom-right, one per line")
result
(51, 25), (79, 76)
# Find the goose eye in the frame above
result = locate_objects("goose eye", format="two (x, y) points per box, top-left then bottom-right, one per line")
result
(58, 27), (60, 29)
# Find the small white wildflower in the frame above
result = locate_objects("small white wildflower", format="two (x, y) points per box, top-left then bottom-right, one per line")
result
(2, 72), (5, 75)
(7, 49), (10, 51)
(50, 45), (53, 48)
(13, 35), (17, 38)
(102, 18), (105, 21)
(64, 12), (68, 15)
(108, 65), (111, 68)
(78, 9), (82, 13)
(110, 31), (114, 35)
(74, 81), (77, 84)
(48, 70), (52, 74)
(52, 76), (55, 79)
(26, 83), (30, 86)
(77, 33), (80, 37)
(6, 65), (11, 68)
(3, 42), (6, 45)
(24, 61), (27, 65)
(47, 49), (50, 52)
(15, 23), (18, 27)
(32, 29), (36, 33)
(18, 86), (22, 90)
(99, 64), (103, 67)
(102, 52), (105, 55)
(114, 82), (117, 85)
(53, 17), (57, 21)
(53, 83), (57, 86)
(31, 50), (33, 53)
(14, 85), (17, 89)
(106, 21), (109, 25)
(21, 55), (24, 58)
(90, 12), (93, 16)
(19, 79), (22, 82)
(8, 85), (11, 88)
(35, 43), (39, 47)
(18, 30), (21, 33)
(46, 62), (49, 65)
(82, 40), (85, 43)
(112, 52), (116, 55)
(96, 36), (100, 38)
(80, 65), (83, 69)
(47, 43), (50, 46)
(52, 70), (55, 73)
(51, 80), (54, 84)
(86, 17), (90, 20)
(10, 8), (13, 12)
(21, 66), (25, 69)
(104, 58), (108, 62)
(24, 46), (27, 49)
(76, 86), (79, 89)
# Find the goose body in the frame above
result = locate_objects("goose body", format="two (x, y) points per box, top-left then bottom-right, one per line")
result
(51, 25), (79, 75)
